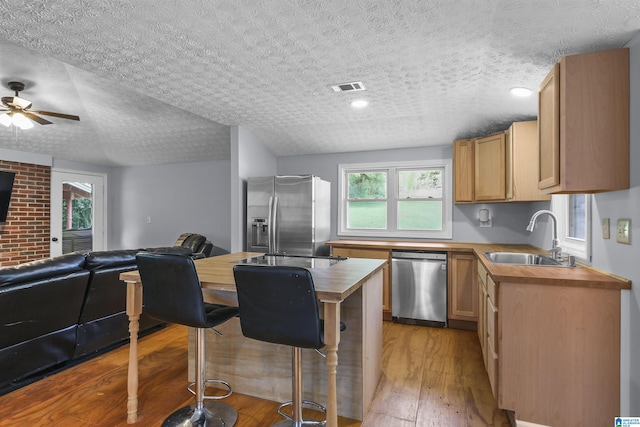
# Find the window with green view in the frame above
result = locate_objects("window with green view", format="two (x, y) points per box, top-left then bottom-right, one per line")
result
(397, 169), (443, 230)
(346, 171), (387, 229)
(339, 160), (452, 239)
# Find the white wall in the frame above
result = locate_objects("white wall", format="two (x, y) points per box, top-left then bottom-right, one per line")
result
(53, 158), (112, 175)
(230, 125), (277, 251)
(277, 145), (548, 243)
(589, 35), (640, 416)
(109, 160), (231, 251)
(1, 148), (52, 167)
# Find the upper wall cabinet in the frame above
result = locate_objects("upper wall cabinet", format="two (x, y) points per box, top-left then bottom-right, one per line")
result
(475, 132), (506, 201)
(454, 121), (549, 204)
(453, 139), (475, 203)
(505, 121), (550, 202)
(538, 48), (629, 194)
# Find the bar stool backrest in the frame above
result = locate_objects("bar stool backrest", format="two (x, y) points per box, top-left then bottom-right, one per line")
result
(233, 265), (324, 349)
(136, 252), (209, 328)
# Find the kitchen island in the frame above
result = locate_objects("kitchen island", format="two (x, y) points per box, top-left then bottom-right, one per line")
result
(120, 252), (385, 426)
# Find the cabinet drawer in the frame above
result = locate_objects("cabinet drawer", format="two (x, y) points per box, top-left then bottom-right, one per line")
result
(486, 336), (499, 399)
(487, 275), (497, 307)
(487, 297), (498, 351)
(478, 285), (486, 349)
(332, 247), (389, 260)
(478, 262), (487, 287)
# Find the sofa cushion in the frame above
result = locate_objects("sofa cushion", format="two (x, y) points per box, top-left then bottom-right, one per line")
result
(180, 234), (206, 252)
(0, 253), (86, 287)
(84, 249), (140, 270)
(141, 246), (193, 256)
(0, 271), (90, 348)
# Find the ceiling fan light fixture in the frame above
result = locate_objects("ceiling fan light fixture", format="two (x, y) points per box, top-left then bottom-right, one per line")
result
(1, 112), (34, 129)
(1, 81), (79, 127)
(13, 113), (33, 129)
(0, 113), (11, 127)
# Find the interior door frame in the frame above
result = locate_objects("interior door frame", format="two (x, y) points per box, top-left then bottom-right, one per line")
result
(50, 169), (107, 257)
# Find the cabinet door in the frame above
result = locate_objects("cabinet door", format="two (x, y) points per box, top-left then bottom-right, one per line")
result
(474, 133), (506, 201)
(331, 247), (392, 321)
(507, 121), (551, 202)
(538, 63), (561, 190)
(453, 139), (474, 203)
(448, 253), (478, 321)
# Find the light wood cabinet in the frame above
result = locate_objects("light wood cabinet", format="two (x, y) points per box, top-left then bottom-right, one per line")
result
(453, 139), (474, 203)
(448, 253), (478, 322)
(485, 278), (498, 397)
(538, 48), (629, 194)
(477, 262), (487, 361)
(505, 121), (550, 202)
(474, 133), (506, 201)
(477, 261), (498, 399)
(477, 259), (623, 426)
(498, 281), (621, 426)
(331, 247), (392, 321)
(454, 121), (548, 204)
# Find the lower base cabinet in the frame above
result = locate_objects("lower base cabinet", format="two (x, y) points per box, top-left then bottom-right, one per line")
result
(476, 268), (622, 427)
(331, 247), (392, 321)
(448, 253), (478, 322)
(477, 262), (498, 396)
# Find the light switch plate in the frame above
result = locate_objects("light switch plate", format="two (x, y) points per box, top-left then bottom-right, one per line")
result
(616, 219), (631, 244)
(602, 218), (610, 239)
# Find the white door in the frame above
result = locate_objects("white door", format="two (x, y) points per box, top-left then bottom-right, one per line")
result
(50, 171), (106, 257)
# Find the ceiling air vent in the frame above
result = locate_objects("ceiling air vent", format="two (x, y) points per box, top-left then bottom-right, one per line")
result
(330, 82), (366, 92)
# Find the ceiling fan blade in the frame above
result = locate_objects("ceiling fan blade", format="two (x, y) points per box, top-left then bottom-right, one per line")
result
(22, 111), (53, 125)
(2, 96), (32, 110)
(30, 110), (80, 121)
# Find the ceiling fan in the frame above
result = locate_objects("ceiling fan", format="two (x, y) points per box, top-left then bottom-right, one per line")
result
(0, 81), (80, 129)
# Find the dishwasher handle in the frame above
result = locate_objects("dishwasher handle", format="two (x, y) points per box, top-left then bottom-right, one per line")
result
(391, 251), (447, 261)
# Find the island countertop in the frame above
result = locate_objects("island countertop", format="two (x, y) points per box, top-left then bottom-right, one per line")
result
(120, 251), (387, 302)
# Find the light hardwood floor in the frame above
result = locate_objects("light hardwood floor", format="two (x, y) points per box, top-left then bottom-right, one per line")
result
(0, 322), (509, 426)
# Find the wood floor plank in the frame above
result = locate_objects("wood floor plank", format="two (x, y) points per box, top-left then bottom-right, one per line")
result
(365, 323), (429, 422)
(0, 322), (510, 427)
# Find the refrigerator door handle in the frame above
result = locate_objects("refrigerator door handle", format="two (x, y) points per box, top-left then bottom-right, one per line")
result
(268, 195), (278, 253)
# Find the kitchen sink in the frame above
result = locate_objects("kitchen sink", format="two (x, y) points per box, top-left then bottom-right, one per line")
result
(484, 251), (567, 267)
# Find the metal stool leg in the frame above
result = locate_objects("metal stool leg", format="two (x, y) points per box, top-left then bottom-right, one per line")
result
(273, 347), (326, 427)
(162, 327), (238, 427)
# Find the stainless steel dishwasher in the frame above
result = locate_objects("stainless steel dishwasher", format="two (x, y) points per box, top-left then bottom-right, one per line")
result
(391, 251), (447, 327)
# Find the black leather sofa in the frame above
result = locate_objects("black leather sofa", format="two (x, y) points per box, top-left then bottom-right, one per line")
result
(0, 245), (193, 395)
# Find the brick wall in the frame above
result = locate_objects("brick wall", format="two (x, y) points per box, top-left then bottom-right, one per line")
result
(0, 160), (51, 266)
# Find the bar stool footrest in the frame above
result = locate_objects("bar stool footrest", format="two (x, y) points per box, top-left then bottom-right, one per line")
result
(277, 400), (327, 426)
(187, 379), (233, 400)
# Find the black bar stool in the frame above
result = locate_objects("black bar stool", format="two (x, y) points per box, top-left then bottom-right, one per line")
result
(233, 265), (345, 427)
(137, 252), (239, 427)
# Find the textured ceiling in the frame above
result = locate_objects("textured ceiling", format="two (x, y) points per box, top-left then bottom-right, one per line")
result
(0, 0), (638, 166)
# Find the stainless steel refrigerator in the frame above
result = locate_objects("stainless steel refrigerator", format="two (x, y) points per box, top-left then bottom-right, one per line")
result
(246, 175), (331, 256)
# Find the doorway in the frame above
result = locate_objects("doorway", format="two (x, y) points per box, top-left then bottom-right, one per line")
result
(50, 171), (106, 257)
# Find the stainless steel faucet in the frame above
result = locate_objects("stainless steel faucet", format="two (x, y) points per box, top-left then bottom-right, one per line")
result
(526, 210), (562, 260)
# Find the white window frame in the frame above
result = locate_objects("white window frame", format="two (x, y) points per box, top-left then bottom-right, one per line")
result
(550, 194), (591, 262)
(338, 159), (453, 239)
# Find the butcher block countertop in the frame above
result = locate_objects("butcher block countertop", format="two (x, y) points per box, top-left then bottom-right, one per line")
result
(327, 240), (631, 290)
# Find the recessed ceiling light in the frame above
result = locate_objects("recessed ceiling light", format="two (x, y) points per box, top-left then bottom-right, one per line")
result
(510, 87), (532, 97)
(351, 100), (368, 108)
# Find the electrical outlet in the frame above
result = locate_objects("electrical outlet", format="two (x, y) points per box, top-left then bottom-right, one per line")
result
(602, 218), (610, 239)
(616, 219), (631, 244)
